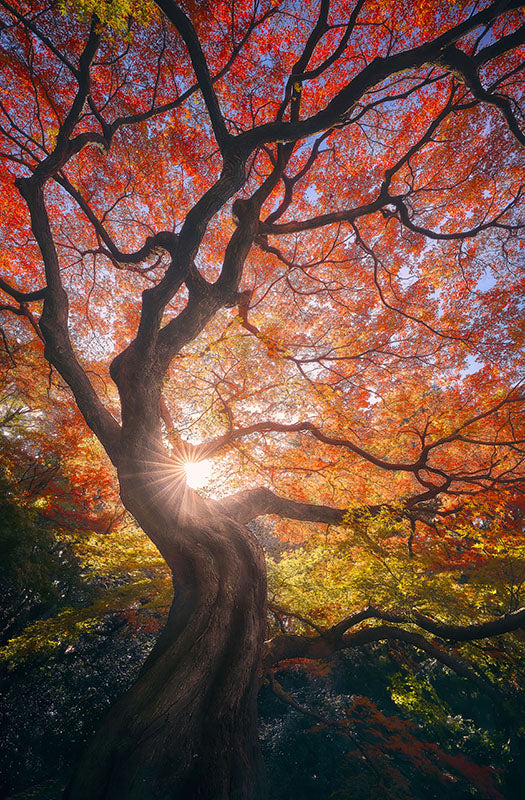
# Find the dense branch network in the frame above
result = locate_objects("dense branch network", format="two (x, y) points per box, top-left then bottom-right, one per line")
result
(0, 2), (523, 544)
(209, 382), (524, 516)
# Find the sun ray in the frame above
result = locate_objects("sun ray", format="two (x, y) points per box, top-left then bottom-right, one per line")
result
(184, 459), (212, 489)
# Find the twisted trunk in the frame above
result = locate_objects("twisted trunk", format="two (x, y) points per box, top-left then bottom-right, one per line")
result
(65, 447), (267, 800)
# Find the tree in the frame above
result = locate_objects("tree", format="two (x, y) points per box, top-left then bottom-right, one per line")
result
(0, 0), (524, 797)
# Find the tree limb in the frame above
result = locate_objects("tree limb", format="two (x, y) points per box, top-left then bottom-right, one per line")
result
(155, 0), (231, 154)
(219, 486), (352, 525)
(13, 22), (122, 461)
(265, 606), (525, 699)
(236, 0), (524, 153)
(0, 277), (47, 303)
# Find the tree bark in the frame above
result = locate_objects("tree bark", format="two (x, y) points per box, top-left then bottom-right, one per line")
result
(65, 447), (267, 800)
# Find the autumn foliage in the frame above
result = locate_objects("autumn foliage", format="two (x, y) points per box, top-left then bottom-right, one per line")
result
(0, 0), (524, 798)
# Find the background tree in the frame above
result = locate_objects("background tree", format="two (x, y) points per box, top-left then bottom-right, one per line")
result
(0, 1), (524, 798)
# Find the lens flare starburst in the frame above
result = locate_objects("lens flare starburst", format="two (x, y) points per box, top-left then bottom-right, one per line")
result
(184, 459), (212, 489)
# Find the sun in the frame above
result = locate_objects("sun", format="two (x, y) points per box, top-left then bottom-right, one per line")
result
(184, 459), (213, 489)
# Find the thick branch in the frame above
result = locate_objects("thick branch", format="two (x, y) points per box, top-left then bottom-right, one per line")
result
(411, 606), (525, 642)
(260, 99), (522, 241)
(236, 0), (524, 153)
(266, 607), (525, 699)
(219, 486), (350, 525)
(267, 605), (525, 663)
(0, 277), (46, 303)
(155, 0), (231, 153)
(155, 136), (294, 371)
(293, 0), (366, 85)
(474, 22), (525, 67)
(29, 19), (102, 186)
(15, 179), (120, 461)
(7, 20), (122, 461)
(266, 623), (495, 699)
(111, 5), (276, 132)
(437, 42), (525, 146)
(260, 192), (393, 235)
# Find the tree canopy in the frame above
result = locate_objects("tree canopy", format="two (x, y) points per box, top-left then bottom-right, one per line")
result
(0, 1), (524, 798)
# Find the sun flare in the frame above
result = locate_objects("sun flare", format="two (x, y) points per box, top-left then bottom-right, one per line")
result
(184, 459), (213, 489)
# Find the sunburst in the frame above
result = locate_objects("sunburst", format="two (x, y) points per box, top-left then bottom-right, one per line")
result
(184, 459), (213, 489)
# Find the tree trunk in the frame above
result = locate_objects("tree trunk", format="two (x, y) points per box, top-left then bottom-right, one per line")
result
(65, 450), (267, 800)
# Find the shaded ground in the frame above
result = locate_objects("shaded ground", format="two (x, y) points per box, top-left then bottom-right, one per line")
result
(2, 628), (523, 800)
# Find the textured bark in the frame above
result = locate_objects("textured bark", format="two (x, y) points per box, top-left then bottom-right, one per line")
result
(65, 446), (267, 800)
